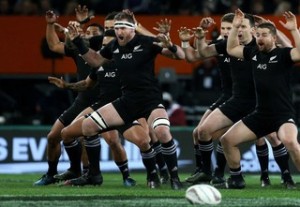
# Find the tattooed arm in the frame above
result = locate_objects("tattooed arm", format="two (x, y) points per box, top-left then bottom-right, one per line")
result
(48, 76), (96, 91)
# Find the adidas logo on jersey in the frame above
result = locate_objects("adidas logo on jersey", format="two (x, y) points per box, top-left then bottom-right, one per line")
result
(252, 55), (257, 61)
(113, 48), (119, 53)
(97, 66), (104, 71)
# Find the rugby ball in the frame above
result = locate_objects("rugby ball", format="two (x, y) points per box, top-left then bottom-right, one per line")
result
(185, 184), (222, 205)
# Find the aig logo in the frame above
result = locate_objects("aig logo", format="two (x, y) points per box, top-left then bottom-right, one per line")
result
(121, 53), (132, 59)
(104, 72), (116, 78)
(257, 64), (267, 70)
(224, 57), (230, 63)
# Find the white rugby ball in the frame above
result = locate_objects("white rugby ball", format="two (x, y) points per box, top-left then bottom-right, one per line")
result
(185, 184), (222, 205)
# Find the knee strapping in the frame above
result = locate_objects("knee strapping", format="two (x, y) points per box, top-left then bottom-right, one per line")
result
(88, 111), (108, 130)
(152, 118), (170, 129)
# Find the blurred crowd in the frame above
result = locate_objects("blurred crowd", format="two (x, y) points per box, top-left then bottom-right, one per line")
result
(1, 0), (300, 16)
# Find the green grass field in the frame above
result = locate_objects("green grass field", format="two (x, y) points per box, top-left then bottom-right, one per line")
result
(1, 173), (300, 207)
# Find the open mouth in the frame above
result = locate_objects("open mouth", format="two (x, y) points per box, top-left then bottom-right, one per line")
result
(118, 36), (124, 40)
(258, 42), (264, 46)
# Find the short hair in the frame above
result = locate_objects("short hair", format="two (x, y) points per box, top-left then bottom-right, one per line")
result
(257, 22), (277, 36)
(105, 11), (118, 21)
(244, 13), (255, 27)
(114, 12), (135, 24)
(88, 23), (104, 34)
(221, 13), (234, 23)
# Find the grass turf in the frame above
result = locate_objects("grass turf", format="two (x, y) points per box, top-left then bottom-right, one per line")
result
(0, 173), (300, 207)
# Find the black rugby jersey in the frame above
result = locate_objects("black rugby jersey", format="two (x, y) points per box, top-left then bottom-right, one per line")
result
(215, 38), (256, 98)
(100, 34), (162, 99)
(65, 46), (91, 81)
(64, 45), (99, 102)
(212, 39), (232, 96)
(243, 46), (295, 115)
(89, 61), (122, 102)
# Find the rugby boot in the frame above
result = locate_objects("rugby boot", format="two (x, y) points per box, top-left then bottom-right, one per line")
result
(123, 177), (137, 187)
(54, 169), (81, 181)
(210, 174), (226, 188)
(260, 175), (271, 187)
(63, 172), (103, 186)
(170, 177), (183, 190)
(159, 169), (170, 184)
(226, 175), (246, 189)
(282, 173), (296, 190)
(147, 173), (160, 189)
(185, 168), (201, 183)
(187, 171), (212, 184)
(33, 174), (58, 186)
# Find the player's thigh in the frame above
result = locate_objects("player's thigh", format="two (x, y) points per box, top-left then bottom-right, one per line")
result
(73, 107), (94, 122)
(199, 108), (233, 134)
(123, 124), (150, 148)
(221, 120), (256, 147)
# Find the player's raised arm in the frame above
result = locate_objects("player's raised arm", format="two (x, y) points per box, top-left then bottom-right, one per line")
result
(279, 11), (300, 62)
(45, 10), (65, 54)
(123, 9), (156, 37)
(67, 22), (108, 68)
(178, 27), (203, 62)
(75, 4), (95, 26)
(226, 9), (245, 59)
(254, 14), (292, 47)
(194, 17), (219, 58)
(156, 33), (185, 60)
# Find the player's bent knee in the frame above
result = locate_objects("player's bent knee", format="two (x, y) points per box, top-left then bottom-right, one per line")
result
(152, 118), (170, 129)
(197, 125), (206, 135)
(220, 135), (229, 146)
(47, 131), (62, 143)
(155, 131), (171, 143)
(281, 138), (295, 150)
(192, 127), (197, 136)
(83, 111), (108, 136)
(48, 138), (61, 146)
(89, 111), (109, 130)
(106, 140), (121, 149)
(82, 122), (95, 137)
(152, 118), (171, 140)
(135, 138), (150, 150)
(61, 127), (72, 142)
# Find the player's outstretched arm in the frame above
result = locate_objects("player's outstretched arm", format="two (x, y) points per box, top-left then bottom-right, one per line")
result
(67, 22), (108, 68)
(45, 10), (65, 54)
(178, 27), (203, 62)
(155, 33), (185, 60)
(48, 76), (95, 91)
(75, 4), (95, 26)
(254, 14), (292, 47)
(193, 17), (218, 58)
(122, 9), (156, 37)
(280, 11), (300, 61)
(227, 9), (245, 59)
